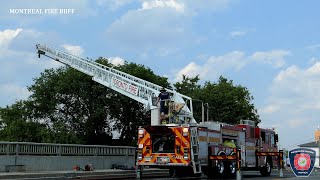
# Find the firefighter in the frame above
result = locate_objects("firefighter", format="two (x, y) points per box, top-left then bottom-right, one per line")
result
(157, 87), (170, 116)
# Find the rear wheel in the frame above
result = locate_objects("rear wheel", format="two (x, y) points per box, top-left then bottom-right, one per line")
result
(217, 161), (225, 175)
(207, 161), (225, 179)
(224, 161), (236, 178)
(260, 158), (272, 177)
(175, 167), (189, 177)
(193, 172), (202, 177)
(207, 167), (215, 179)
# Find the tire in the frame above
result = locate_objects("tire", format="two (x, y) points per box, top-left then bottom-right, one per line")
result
(207, 161), (225, 179)
(169, 168), (175, 177)
(175, 167), (187, 177)
(207, 167), (215, 179)
(193, 172), (202, 178)
(224, 161), (236, 178)
(260, 159), (272, 177)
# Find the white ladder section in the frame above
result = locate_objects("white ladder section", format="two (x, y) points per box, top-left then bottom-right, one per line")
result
(190, 128), (202, 175)
(36, 44), (197, 125)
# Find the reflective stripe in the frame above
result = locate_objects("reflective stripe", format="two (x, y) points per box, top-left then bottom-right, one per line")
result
(256, 152), (279, 156)
(246, 146), (255, 151)
(208, 137), (220, 143)
(198, 136), (206, 141)
(210, 155), (237, 160)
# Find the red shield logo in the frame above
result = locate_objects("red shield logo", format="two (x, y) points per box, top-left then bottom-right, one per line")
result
(294, 153), (311, 170)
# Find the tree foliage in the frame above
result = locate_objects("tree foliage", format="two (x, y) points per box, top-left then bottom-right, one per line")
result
(174, 76), (260, 125)
(27, 64), (113, 144)
(0, 101), (50, 142)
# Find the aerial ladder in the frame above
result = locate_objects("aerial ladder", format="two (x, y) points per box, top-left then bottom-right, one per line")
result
(35, 44), (197, 125)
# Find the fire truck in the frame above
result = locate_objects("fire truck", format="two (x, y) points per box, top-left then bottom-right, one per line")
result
(137, 120), (282, 178)
(36, 44), (283, 179)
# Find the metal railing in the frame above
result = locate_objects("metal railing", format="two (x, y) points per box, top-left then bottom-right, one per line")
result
(0, 142), (136, 156)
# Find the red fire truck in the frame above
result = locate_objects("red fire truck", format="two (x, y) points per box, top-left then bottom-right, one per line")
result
(136, 120), (282, 178)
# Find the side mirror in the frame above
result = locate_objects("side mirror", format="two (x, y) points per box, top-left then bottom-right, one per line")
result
(275, 134), (278, 142)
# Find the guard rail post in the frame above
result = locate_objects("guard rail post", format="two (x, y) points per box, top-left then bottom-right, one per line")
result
(6, 143), (10, 155)
(279, 150), (284, 177)
(135, 148), (142, 179)
(236, 148), (242, 180)
(15, 144), (19, 156)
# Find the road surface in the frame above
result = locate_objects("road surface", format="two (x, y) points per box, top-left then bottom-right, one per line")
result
(146, 169), (320, 179)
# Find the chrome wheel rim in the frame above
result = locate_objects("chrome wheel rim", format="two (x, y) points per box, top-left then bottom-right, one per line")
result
(267, 161), (271, 172)
(230, 162), (236, 174)
(218, 162), (224, 174)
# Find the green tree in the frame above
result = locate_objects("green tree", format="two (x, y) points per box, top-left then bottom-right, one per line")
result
(174, 75), (202, 121)
(0, 101), (50, 142)
(203, 76), (260, 124)
(27, 62), (114, 144)
(25, 58), (169, 145)
(174, 76), (260, 125)
(174, 75), (201, 96)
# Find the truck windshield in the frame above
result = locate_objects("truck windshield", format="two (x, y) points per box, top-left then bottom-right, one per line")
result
(271, 134), (275, 145)
(145, 126), (176, 153)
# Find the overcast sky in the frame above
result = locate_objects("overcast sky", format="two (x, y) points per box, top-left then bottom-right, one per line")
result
(1, 0), (320, 149)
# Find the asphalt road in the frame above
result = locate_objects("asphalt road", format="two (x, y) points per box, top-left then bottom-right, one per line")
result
(146, 169), (320, 180)
(4, 168), (319, 180)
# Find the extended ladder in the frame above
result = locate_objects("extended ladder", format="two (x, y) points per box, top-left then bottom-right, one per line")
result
(36, 44), (196, 125)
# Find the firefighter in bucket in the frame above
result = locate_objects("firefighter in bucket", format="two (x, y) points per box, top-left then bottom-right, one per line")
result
(157, 87), (170, 123)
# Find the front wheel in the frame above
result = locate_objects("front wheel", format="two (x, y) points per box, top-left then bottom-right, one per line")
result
(169, 168), (175, 177)
(260, 159), (272, 177)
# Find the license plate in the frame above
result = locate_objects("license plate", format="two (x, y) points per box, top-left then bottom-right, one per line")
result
(144, 156), (151, 161)
(157, 156), (170, 163)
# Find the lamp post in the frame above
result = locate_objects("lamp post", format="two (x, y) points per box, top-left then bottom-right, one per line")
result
(316, 137), (320, 166)
(205, 103), (209, 121)
(317, 127), (320, 167)
(201, 102), (204, 123)
(192, 99), (208, 123)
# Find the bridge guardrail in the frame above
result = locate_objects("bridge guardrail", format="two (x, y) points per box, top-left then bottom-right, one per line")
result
(0, 142), (136, 156)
